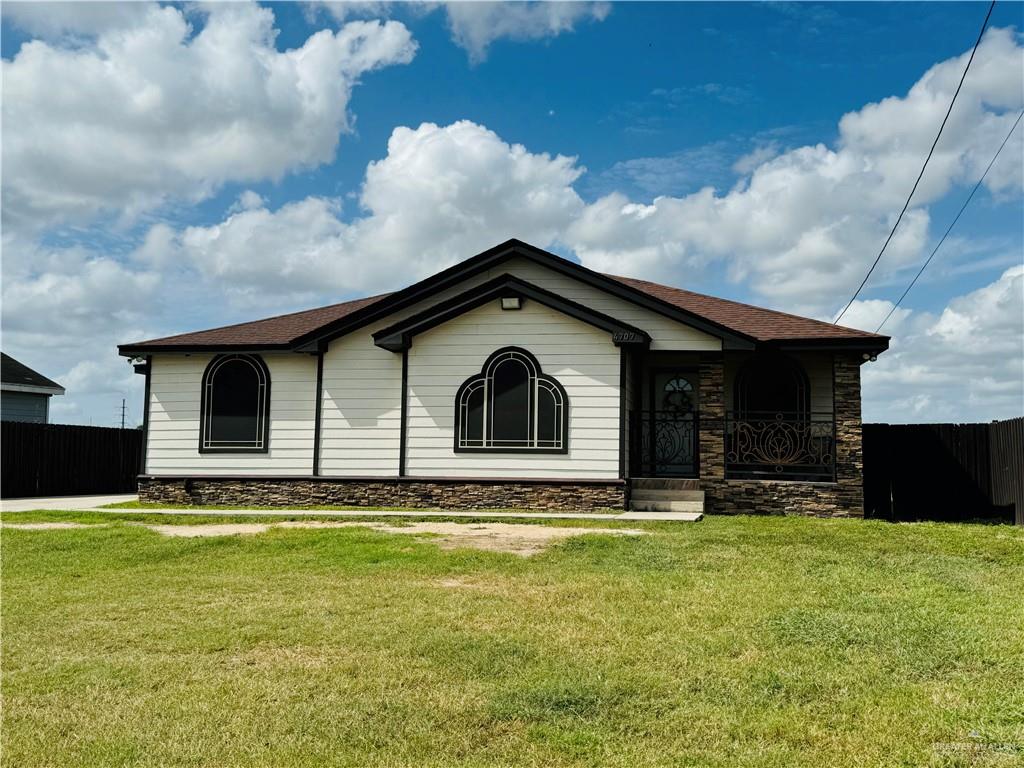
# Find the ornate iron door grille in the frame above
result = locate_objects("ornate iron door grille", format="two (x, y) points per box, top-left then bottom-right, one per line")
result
(725, 410), (835, 481)
(631, 410), (698, 477)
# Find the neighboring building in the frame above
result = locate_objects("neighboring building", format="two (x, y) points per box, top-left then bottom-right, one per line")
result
(1, 353), (65, 424)
(119, 240), (889, 517)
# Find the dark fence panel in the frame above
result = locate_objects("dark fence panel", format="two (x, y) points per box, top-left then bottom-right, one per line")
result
(1, 422), (143, 498)
(989, 417), (1024, 526)
(863, 420), (1020, 524)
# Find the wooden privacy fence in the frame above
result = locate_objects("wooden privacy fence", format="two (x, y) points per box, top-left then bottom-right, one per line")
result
(1, 422), (143, 498)
(863, 418), (1023, 524)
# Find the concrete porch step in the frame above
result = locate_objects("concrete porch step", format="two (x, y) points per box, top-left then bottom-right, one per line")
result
(629, 479), (705, 513)
(631, 489), (705, 502)
(629, 500), (705, 513)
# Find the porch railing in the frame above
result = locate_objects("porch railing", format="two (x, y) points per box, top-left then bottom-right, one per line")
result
(725, 411), (835, 482)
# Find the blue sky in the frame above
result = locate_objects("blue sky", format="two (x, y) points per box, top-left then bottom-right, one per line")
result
(1, 1), (1022, 427)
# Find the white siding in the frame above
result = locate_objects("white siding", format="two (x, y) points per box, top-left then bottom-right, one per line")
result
(404, 298), (620, 478)
(473, 259), (721, 351)
(146, 353), (317, 475)
(318, 328), (403, 476)
(798, 352), (835, 414)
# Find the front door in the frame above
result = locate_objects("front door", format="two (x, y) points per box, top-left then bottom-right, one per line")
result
(634, 370), (698, 477)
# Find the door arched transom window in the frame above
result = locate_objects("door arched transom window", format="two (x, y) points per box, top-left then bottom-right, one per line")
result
(200, 354), (270, 452)
(661, 376), (695, 414)
(455, 347), (568, 453)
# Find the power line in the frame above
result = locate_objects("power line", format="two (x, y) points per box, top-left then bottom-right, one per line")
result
(834, 0), (997, 324)
(875, 109), (1023, 333)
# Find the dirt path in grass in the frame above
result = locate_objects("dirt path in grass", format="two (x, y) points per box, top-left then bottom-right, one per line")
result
(146, 520), (645, 556)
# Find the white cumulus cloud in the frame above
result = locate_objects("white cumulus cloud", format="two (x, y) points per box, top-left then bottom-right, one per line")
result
(310, 1), (609, 62)
(2, 1), (152, 37)
(1, 2), (417, 234)
(145, 120), (585, 303)
(834, 299), (911, 335)
(861, 266), (1024, 422)
(444, 1), (610, 62)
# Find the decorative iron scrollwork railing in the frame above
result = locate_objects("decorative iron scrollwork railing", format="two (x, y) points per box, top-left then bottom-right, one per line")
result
(725, 411), (835, 481)
(630, 410), (698, 477)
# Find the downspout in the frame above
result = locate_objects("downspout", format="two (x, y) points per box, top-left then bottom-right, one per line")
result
(313, 351), (324, 476)
(399, 348), (409, 477)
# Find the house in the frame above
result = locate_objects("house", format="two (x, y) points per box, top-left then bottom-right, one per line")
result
(119, 240), (889, 517)
(1, 353), (65, 424)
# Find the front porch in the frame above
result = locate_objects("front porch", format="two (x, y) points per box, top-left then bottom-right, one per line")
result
(623, 349), (865, 517)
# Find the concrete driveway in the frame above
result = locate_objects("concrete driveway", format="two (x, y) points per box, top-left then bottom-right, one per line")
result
(1, 494), (137, 512)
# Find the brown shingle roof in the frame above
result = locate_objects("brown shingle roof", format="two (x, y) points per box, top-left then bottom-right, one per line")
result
(120, 245), (886, 353)
(604, 274), (886, 342)
(123, 293), (390, 349)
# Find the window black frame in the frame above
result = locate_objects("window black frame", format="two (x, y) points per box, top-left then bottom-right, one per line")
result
(453, 347), (569, 455)
(198, 353), (271, 454)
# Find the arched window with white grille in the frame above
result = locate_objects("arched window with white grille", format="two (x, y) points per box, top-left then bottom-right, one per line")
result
(455, 347), (568, 453)
(199, 354), (270, 452)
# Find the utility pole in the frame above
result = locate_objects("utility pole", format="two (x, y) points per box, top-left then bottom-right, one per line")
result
(121, 398), (126, 430)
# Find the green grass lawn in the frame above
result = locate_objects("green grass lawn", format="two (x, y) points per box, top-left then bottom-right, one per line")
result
(2, 513), (1022, 767)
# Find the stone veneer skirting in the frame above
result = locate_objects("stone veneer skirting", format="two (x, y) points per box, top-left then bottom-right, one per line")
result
(138, 476), (627, 511)
(701, 478), (862, 519)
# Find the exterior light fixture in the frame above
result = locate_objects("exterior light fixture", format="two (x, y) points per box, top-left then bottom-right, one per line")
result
(500, 296), (522, 310)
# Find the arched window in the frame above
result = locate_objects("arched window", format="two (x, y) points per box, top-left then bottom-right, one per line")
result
(455, 347), (568, 453)
(733, 352), (809, 419)
(199, 354), (270, 453)
(661, 376), (695, 414)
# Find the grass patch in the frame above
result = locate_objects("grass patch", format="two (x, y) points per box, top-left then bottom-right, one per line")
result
(2, 515), (1022, 766)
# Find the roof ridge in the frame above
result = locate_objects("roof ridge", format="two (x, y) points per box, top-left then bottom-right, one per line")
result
(602, 273), (885, 339)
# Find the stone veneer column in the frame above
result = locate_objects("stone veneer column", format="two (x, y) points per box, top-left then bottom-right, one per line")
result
(832, 353), (865, 514)
(698, 354), (725, 495)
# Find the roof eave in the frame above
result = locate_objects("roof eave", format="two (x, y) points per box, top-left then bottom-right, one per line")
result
(769, 336), (890, 356)
(117, 342), (296, 357)
(0, 382), (65, 396)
